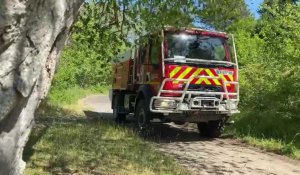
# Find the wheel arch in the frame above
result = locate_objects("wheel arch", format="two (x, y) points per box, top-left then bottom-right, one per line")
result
(134, 85), (153, 112)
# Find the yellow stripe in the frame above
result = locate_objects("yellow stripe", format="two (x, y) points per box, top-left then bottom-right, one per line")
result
(195, 78), (211, 85)
(193, 68), (203, 77)
(195, 68), (211, 85)
(174, 67), (193, 83)
(219, 74), (227, 81)
(218, 74), (230, 86)
(178, 68), (203, 84)
(205, 69), (221, 86)
(228, 75), (234, 81)
(203, 78), (211, 85)
(195, 78), (203, 84)
(194, 68), (203, 84)
(178, 67), (193, 79)
(170, 67), (181, 78)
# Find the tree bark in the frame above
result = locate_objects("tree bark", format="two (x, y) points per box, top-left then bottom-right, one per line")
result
(0, 0), (83, 174)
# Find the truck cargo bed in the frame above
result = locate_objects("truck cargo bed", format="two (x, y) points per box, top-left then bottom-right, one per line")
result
(112, 59), (133, 90)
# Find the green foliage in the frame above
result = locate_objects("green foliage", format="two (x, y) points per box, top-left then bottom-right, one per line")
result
(229, 110), (300, 146)
(131, 0), (196, 34)
(225, 2), (300, 157)
(240, 3), (300, 118)
(200, 0), (251, 30)
(259, 3), (300, 64)
(52, 2), (128, 90)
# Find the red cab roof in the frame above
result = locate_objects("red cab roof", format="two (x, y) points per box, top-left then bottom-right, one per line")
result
(164, 27), (228, 38)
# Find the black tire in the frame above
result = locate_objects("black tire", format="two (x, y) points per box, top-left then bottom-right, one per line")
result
(113, 93), (126, 123)
(197, 120), (224, 138)
(135, 99), (151, 135)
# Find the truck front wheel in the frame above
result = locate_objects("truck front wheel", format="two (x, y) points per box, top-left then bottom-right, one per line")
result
(197, 120), (224, 138)
(135, 99), (151, 135)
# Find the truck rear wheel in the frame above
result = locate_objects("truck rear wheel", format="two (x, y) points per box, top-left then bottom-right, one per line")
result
(197, 120), (224, 138)
(135, 99), (151, 135)
(113, 93), (126, 122)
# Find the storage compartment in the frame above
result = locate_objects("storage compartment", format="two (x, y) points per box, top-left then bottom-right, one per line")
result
(112, 59), (133, 90)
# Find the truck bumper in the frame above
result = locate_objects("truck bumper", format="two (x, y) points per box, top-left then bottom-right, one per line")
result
(150, 75), (240, 116)
(150, 96), (240, 116)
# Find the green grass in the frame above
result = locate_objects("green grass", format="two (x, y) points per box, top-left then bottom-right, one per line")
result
(48, 86), (109, 106)
(240, 136), (300, 159)
(226, 108), (300, 160)
(24, 99), (189, 175)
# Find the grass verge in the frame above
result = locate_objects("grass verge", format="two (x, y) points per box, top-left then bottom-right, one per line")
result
(24, 90), (189, 175)
(226, 108), (300, 160)
(47, 85), (109, 106)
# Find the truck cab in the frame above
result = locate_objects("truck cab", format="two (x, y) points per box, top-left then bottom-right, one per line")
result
(111, 27), (239, 138)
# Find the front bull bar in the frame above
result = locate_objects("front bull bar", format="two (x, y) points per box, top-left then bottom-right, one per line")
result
(149, 75), (239, 115)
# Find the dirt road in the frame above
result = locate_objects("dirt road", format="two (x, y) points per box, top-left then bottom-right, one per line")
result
(82, 95), (300, 175)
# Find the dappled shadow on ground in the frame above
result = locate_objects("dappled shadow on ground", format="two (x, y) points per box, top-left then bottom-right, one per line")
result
(83, 110), (114, 122)
(23, 124), (49, 162)
(24, 109), (90, 163)
(82, 110), (257, 175)
(24, 101), (236, 175)
(24, 105), (300, 174)
(24, 106), (192, 175)
(82, 110), (217, 143)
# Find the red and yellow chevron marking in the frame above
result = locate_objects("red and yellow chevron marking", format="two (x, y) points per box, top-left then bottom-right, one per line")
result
(168, 66), (234, 86)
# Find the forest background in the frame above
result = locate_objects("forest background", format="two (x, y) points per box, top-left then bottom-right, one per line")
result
(49, 0), (300, 159)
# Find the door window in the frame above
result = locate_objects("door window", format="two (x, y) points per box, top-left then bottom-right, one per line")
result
(150, 40), (160, 65)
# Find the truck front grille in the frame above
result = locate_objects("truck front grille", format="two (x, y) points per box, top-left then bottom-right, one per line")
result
(187, 84), (222, 92)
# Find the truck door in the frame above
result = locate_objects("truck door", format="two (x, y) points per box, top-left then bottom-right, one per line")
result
(135, 37), (162, 91)
(136, 45), (149, 84)
(147, 38), (162, 92)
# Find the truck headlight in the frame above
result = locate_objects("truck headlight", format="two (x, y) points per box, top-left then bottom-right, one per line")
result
(154, 99), (176, 109)
(226, 101), (238, 110)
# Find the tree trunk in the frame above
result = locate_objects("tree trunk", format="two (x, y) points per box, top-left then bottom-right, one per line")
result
(0, 0), (83, 174)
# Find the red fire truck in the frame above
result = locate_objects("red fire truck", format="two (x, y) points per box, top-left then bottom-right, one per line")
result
(111, 27), (239, 138)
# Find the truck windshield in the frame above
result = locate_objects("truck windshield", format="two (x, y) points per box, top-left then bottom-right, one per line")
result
(165, 34), (230, 62)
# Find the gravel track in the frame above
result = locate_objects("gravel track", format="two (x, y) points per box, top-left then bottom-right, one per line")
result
(82, 94), (300, 175)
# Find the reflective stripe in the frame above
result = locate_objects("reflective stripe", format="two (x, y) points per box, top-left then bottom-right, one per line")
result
(227, 75), (234, 81)
(195, 77), (211, 85)
(205, 69), (221, 86)
(218, 74), (231, 86)
(174, 67), (193, 83)
(170, 67), (181, 78)
(193, 68), (203, 76)
(168, 66), (233, 87)
(178, 67), (193, 79)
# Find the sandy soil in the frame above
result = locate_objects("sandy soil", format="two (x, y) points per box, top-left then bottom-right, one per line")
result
(82, 94), (300, 175)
